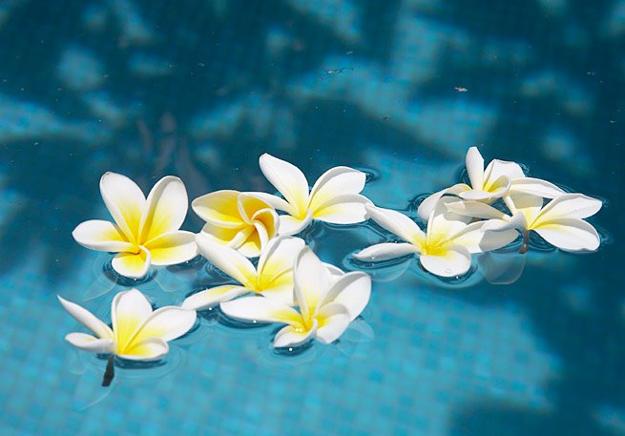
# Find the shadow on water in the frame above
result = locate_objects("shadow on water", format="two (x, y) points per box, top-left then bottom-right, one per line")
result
(0, 0), (624, 433)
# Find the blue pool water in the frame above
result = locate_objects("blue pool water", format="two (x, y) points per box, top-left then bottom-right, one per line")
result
(1, 1), (624, 434)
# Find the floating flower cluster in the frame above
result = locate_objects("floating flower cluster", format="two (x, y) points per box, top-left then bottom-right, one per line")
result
(356, 147), (602, 274)
(61, 149), (603, 385)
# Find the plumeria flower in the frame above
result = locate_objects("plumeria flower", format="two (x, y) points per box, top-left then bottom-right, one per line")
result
(72, 172), (198, 279)
(182, 234), (305, 310)
(192, 190), (278, 258)
(446, 193), (602, 253)
(418, 147), (564, 219)
(221, 247), (371, 348)
(59, 289), (196, 385)
(355, 201), (517, 277)
(253, 153), (371, 236)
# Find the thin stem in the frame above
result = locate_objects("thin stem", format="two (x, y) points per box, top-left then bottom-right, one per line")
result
(502, 195), (517, 215)
(102, 355), (115, 387)
(519, 231), (529, 254)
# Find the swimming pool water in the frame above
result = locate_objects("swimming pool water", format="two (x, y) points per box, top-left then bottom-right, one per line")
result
(0, 1), (624, 434)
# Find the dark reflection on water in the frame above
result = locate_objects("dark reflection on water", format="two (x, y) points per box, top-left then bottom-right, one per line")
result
(0, 0), (623, 434)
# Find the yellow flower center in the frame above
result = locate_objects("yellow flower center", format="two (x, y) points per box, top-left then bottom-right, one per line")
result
(420, 232), (449, 256)
(293, 315), (315, 332)
(483, 176), (507, 194)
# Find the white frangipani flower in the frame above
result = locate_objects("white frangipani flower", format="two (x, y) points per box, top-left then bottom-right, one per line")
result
(192, 190), (278, 258)
(355, 201), (517, 277)
(447, 193), (602, 253)
(254, 153), (371, 236)
(72, 172), (198, 279)
(221, 247), (371, 348)
(59, 289), (196, 361)
(182, 234), (305, 310)
(418, 146), (564, 219)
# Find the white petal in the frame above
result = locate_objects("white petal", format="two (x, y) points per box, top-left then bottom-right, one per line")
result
(191, 190), (245, 229)
(323, 272), (371, 321)
(65, 333), (114, 353)
(481, 215), (526, 233)
(253, 221), (270, 251)
(99, 172), (145, 241)
(277, 214), (312, 236)
(182, 285), (249, 311)
(445, 200), (507, 220)
(482, 175), (512, 199)
(111, 246), (151, 279)
(144, 231), (197, 266)
(58, 296), (113, 339)
(534, 218), (600, 252)
(312, 194), (369, 224)
(324, 263), (344, 277)
(293, 247), (332, 319)
(236, 234), (264, 258)
(446, 221), (486, 253)
(427, 198), (470, 239)
(315, 303), (350, 344)
(419, 245), (471, 277)
(483, 159), (525, 183)
(465, 146), (485, 189)
(111, 289), (153, 351)
(220, 296), (302, 324)
(480, 228), (519, 251)
(257, 236), (305, 283)
(417, 183), (471, 220)
(366, 204), (425, 245)
(139, 176), (188, 242)
(247, 207), (279, 251)
(509, 177), (564, 198)
(534, 193), (602, 223)
(195, 232), (257, 288)
(458, 190), (494, 201)
(117, 337), (169, 361)
(273, 322), (317, 348)
(308, 166), (366, 211)
(200, 222), (252, 248)
(481, 218), (513, 232)
(237, 193), (275, 224)
(72, 220), (133, 252)
(259, 153), (309, 214)
(246, 192), (292, 213)
(353, 243), (419, 262)
(260, 278), (296, 305)
(131, 306), (197, 343)
(506, 193), (543, 224)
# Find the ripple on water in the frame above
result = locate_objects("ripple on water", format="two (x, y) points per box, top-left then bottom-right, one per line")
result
(71, 348), (184, 410)
(356, 166), (381, 184)
(215, 307), (273, 330)
(102, 258), (157, 286)
(527, 231), (557, 253)
(346, 248), (483, 289)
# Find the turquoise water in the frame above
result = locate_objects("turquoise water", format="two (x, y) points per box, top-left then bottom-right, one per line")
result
(1, 0), (624, 434)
